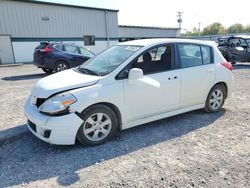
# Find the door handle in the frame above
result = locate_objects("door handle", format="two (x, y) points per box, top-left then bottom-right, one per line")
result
(206, 69), (214, 73)
(168, 76), (178, 80)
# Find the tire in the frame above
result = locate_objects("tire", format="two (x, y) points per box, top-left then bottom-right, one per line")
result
(55, 61), (69, 72)
(77, 105), (118, 146)
(204, 85), (226, 113)
(42, 68), (53, 74)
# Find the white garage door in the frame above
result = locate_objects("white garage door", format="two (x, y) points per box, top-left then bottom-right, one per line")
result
(0, 35), (15, 64)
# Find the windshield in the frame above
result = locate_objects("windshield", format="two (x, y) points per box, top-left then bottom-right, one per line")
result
(77, 45), (141, 76)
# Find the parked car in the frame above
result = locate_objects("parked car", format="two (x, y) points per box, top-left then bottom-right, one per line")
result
(33, 42), (95, 73)
(218, 35), (250, 64)
(25, 38), (234, 146)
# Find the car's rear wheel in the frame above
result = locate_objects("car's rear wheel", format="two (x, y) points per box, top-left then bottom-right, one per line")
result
(204, 85), (226, 112)
(42, 68), (53, 74)
(77, 105), (118, 146)
(55, 61), (69, 72)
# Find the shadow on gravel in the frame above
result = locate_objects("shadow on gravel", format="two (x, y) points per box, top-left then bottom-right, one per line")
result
(0, 124), (28, 146)
(1, 73), (45, 81)
(233, 63), (250, 70)
(0, 109), (225, 187)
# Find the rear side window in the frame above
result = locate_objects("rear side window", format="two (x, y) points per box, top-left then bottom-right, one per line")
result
(54, 44), (63, 51)
(177, 44), (213, 68)
(201, 46), (212, 64)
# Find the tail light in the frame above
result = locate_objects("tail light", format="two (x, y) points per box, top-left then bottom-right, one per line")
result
(43, 45), (53, 53)
(220, 61), (233, 71)
(39, 45), (53, 53)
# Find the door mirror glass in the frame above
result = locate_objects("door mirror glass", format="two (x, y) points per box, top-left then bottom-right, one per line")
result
(128, 68), (143, 80)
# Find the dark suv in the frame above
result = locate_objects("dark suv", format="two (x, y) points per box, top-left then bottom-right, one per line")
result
(33, 42), (95, 73)
(218, 35), (250, 64)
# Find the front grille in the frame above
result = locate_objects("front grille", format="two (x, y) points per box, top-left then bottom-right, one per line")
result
(28, 120), (36, 132)
(36, 98), (46, 108)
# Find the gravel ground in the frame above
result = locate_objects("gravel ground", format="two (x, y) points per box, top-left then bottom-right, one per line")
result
(0, 64), (250, 187)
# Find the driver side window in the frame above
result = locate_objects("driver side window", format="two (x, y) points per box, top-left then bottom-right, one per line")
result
(133, 45), (173, 74)
(116, 44), (173, 80)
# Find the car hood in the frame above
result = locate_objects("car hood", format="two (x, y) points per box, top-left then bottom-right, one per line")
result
(31, 69), (100, 98)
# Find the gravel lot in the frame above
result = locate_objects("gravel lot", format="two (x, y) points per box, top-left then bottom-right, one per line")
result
(0, 64), (249, 187)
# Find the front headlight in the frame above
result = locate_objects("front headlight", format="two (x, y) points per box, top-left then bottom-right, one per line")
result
(38, 92), (77, 115)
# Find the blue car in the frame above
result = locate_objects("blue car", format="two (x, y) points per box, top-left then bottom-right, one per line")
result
(33, 42), (95, 73)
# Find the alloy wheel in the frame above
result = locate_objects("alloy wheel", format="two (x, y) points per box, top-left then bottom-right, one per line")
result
(83, 113), (112, 142)
(56, 63), (68, 72)
(209, 89), (224, 110)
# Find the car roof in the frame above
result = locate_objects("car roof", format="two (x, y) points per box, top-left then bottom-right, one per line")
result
(233, 35), (250, 39)
(118, 38), (216, 47)
(40, 42), (81, 47)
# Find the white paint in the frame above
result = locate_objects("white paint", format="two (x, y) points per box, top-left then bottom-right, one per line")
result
(32, 69), (100, 98)
(24, 38), (234, 145)
(12, 40), (118, 63)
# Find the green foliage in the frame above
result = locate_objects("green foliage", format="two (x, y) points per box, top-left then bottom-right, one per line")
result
(227, 23), (245, 34)
(244, 25), (250, 32)
(202, 22), (226, 35)
(184, 23), (250, 36)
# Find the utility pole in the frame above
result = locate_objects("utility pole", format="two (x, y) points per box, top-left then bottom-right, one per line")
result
(198, 22), (201, 36)
(177, 12), (183, 30)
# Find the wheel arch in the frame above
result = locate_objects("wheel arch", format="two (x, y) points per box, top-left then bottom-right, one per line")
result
(212, 82), (228, 98)
(77, 102), (122, 130)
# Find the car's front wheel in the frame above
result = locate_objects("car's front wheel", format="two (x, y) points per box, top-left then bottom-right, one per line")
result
(55, 61), (69, 72)
(77, 105), (118, 146)
(204, 85), (226, 112)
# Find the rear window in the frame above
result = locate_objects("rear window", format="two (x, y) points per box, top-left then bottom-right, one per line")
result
(36, 43), (48, 49)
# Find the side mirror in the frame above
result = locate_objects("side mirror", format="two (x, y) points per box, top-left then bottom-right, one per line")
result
(128, 68), (143, 80)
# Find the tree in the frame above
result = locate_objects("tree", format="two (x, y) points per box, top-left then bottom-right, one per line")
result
(227, 23), (245, 34)
(244, 25), (250, 32)
(202, 22), (226, 35)
(184, 27), (201, 37)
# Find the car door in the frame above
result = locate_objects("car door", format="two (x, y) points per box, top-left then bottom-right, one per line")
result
(176, 43), (215, 108)
(120, 44), (180, 122)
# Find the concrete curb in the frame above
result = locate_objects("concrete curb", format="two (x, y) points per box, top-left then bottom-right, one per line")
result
(0, 63), (24, 67)
(0, 124), (29, 146)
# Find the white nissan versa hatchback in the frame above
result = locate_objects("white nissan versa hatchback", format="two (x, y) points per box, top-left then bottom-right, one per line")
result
(25, 39), (234, 146)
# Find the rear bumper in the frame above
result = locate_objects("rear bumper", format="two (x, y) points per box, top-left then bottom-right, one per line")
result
(24, 96), (83, 145)
(33, 56), (55, 70)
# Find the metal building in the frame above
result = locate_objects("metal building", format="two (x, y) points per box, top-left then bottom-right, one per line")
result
(0, 0), (180, 64)
(0, 0), (119, 63)
(119, 25), (180, 42)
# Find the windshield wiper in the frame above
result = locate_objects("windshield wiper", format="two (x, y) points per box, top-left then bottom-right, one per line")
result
(78, 67), (99, 76)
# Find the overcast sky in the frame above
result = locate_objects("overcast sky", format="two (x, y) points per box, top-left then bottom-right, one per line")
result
(40, 0), (250, 31)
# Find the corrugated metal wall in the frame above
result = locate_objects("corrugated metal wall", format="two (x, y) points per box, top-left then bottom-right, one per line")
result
(119, 26), (179, 38)
(0, 0), (118, 38)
